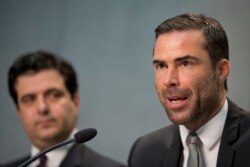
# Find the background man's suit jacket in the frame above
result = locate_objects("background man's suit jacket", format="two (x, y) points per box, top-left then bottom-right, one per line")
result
(128, 99), (250, 167)
(3, 144), (125, 167)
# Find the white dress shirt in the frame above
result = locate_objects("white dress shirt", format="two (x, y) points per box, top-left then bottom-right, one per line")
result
(28, 128), (77, 167)
(179, 99), (228, 167)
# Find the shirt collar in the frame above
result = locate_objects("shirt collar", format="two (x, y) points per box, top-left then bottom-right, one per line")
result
(30, 128), (77, 167)
(179, 99), (228, 150)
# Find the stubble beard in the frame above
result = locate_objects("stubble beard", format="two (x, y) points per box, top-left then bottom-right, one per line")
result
(161, 72), (222, 128)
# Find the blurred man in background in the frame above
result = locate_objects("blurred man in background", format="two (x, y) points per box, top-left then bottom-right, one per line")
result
(4, 51), (125, 167)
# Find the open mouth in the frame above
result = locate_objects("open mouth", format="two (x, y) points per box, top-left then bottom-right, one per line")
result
(166, 96), (189, 110)
(163, 87), (192, 110)
(168, 96), (188, 103)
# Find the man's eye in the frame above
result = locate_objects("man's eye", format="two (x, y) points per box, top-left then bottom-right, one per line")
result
(181, 61), (191, 67)
(21, 96), (35, 104)
(155, 63), (165, 70)
(48, 91), (63, 99)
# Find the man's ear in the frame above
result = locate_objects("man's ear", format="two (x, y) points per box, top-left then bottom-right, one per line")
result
(216, 59), (230, 84)
(73, 92), (80, 113)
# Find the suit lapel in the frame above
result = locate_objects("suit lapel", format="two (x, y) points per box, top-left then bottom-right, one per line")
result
(163, 125), (182, 167)
(60, 144), (82, 167)
(216, 99), (241, 167)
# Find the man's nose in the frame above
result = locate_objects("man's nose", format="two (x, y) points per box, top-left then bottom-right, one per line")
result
(37, 96), (49, 116)
(164, 66), (180, 88)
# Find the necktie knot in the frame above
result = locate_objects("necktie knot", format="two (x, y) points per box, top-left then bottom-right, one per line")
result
(36, 155), (47, 167)
(187, 132), (200, 145)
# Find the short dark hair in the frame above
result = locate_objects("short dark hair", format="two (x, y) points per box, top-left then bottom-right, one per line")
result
(8, 50), (78, 105)
(155, 13), (229, 90)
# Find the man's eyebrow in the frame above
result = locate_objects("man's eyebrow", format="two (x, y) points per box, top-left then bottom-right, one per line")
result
(175, 55), (200, 62)
(152, 59), (164, 65)
(152, 55), (200, 65)
(20, 93), (34, 99)
(45, 88), (63, 94)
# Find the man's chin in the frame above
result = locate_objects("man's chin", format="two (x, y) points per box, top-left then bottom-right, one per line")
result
(167, 110), (193, 125)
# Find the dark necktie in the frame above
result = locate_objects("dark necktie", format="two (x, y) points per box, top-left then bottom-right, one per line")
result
(186, 132), (202, 167)
(36, 155), (47, 167)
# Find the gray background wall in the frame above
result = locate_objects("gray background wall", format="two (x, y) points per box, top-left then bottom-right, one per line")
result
(0, 0), (249, 164)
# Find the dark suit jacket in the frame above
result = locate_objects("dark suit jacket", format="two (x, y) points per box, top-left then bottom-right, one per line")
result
(128, 99), (250, 167)
(3, 144), (125, 167)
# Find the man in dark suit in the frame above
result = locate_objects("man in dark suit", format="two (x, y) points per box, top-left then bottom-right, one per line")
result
(128, 13), (250, 167)
(4, 51), (125, 167)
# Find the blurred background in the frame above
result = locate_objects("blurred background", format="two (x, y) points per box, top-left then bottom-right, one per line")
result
(1, 0), (249, 164)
